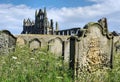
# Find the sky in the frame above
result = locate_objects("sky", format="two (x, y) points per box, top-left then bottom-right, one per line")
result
(0, 0), (120, 34)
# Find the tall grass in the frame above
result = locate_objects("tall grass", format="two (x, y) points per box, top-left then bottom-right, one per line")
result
(0, 45), (120, 82)
(0, 46), (72, 82)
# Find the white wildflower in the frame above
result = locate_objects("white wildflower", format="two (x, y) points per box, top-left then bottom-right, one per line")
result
(30, 58), (35, 60)
(56, 76), (63, 79)
(56, 63), (62, 67)
(16, 62), (21, 64)
(10, 68), (14, 71)
(41, 59), (45, 61)
(38, 51), (47, 55)
(2, 61), (6, 64)
(12, 56), (17, 60)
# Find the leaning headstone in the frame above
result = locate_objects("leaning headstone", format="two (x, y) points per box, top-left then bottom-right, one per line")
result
(69, 18), (114, 78)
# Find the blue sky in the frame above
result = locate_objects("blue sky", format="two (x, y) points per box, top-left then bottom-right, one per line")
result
(0, 0), (120, 34)
(0, 0), (94, 8)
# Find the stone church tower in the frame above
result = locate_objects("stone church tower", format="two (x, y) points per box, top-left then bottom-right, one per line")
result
(21, 8), (55, 34)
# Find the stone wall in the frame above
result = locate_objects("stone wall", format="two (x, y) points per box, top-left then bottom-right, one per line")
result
(16, 34), (70, 62)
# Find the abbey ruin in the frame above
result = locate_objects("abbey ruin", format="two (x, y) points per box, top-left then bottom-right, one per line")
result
(21, 8), (80, 36)
(0, 8), (120, 79)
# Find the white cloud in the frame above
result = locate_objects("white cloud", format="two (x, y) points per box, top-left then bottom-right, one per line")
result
(0, 0), (120, 34)
(0, 4), (35, 34)
(47, 0), (120, 32)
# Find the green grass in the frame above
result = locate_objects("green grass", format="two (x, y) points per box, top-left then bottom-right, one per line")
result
(0, 46), (120, 82)
(0, 46), (72, 82)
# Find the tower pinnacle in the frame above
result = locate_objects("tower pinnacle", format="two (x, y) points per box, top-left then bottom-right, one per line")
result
(56, 22), (59, 31)
(44, 7), (47, 18)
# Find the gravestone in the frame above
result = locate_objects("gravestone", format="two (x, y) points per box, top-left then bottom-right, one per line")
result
(48, 37), (63, 56)
(16, 37), (26, 46)
(114, 38), (120, 53)
(70, 19), (114, 78)
(29, 38), (41, 50)
(0, 30), (16, 55)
